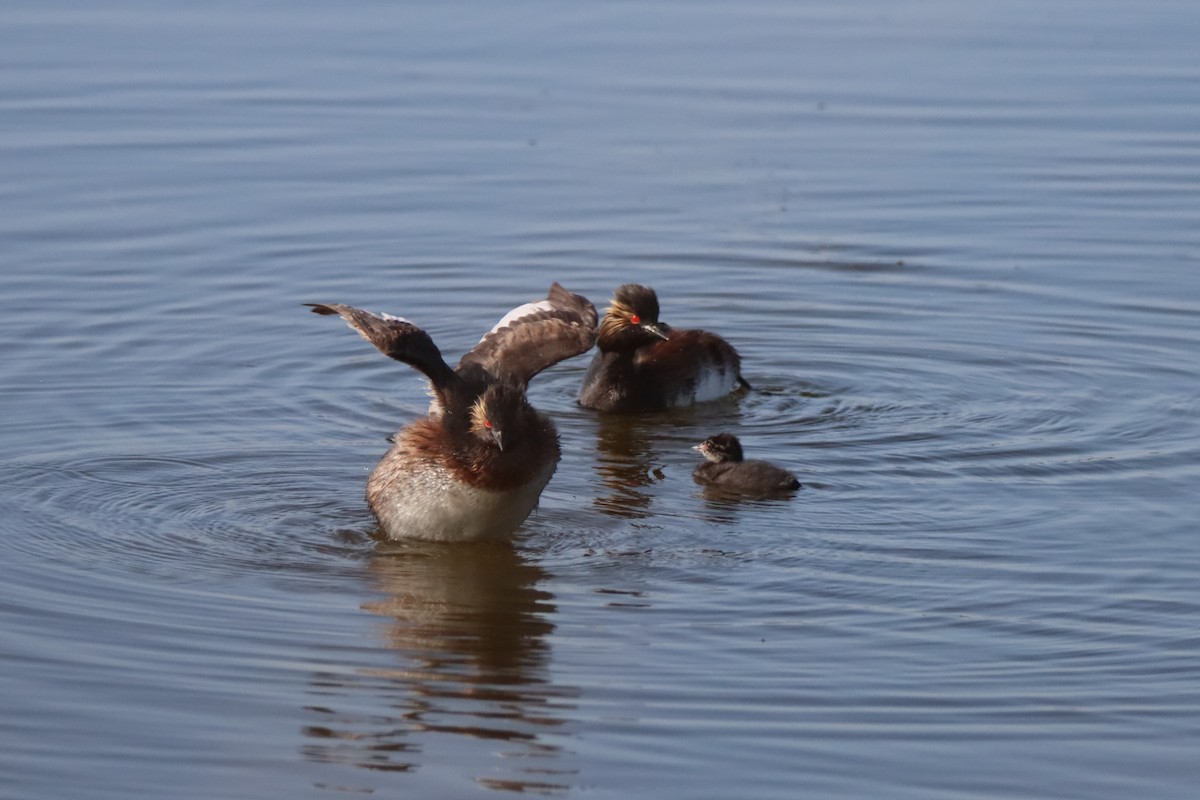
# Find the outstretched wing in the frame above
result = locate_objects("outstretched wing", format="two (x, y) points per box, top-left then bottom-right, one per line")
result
(306, 303), (457, 393)
(457, 283), (598, 388)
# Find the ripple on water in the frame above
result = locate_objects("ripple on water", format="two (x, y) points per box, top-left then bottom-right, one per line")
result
(1, 447), (375, 588)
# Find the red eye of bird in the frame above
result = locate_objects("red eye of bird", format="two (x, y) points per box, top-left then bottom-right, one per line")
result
(630, 315), (641, 325)
(484, 420), (492, 429)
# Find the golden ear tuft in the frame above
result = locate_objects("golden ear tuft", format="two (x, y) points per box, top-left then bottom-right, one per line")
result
(469, 395), (490, 434)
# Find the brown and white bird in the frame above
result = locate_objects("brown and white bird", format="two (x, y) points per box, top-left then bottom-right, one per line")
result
(578, 283), (748, 412)
(693, 433), (801, 495)
(307, 283), (597, 542)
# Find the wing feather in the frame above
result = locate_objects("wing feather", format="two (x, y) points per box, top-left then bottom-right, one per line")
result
(458, 283), (598, 387)
(306, 303), (457, 392)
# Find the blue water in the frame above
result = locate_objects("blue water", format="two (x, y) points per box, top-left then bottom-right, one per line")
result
(3, 1), (1199, 798)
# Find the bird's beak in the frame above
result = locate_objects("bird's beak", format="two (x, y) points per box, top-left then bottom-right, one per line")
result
(643, 322), (670, 340)
(491, 429), (505, 452)
(692, 443), (705, 452)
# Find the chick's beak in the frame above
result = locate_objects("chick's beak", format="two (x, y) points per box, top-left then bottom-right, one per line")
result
(491, 428), (504, 452)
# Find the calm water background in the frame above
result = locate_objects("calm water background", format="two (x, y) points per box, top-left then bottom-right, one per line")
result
(3, 1), (1199, 797)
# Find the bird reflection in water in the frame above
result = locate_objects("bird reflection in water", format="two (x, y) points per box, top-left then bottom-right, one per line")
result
(590, 395), (748, 519)
(301, 542), (577, 794)
(590, 414), (666, 518)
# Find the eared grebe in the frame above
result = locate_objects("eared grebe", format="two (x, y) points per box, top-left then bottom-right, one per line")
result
(578, 283), (748, 412)
(308, 283), (597, 542)
(693, 433), (801, 494)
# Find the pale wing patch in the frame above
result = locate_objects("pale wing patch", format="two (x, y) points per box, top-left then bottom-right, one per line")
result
(380, 312), (413, 324)
(481, 300), (556, 341)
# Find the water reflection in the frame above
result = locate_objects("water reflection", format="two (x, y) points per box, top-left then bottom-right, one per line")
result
(590, 398), (752, 519)
(694, 483), (802, 526)
(302, 542), (577, 793)
(590, 413), (668, 518)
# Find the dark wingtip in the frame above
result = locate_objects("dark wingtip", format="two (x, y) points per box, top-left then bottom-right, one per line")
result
(305, 303), (339, 316)
(546, 282), (573, 308)
(548, 281), (595, 310)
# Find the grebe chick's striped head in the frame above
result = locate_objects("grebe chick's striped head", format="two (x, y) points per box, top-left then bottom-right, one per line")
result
(693, 432), (745, 463)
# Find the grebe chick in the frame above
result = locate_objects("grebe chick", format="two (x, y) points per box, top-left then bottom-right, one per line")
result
(693, 433), (801, 495)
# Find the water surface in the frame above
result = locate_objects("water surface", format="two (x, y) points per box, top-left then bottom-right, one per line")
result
(3, 1), (1200, 798)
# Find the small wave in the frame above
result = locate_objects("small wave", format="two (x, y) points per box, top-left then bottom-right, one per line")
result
(1, 447), (375, 587)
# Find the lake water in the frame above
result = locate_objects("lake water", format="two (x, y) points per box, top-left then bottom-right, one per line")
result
(3, 1), (1199, 797)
